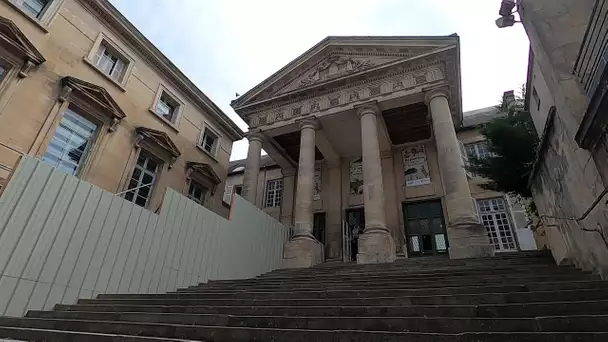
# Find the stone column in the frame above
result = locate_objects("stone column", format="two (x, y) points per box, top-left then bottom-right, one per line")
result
(282, 118), (324, 268)
(326, 160), (343, 260)
(279, 168), (296, 226)
(356, 103), (396, 264)
(241, 133), (263, 204)
(425, 88), (493, 259)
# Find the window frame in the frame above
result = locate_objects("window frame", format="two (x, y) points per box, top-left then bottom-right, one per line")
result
(85, 33), (135, 90)
(123, 150), (162, 208)
(149, 84), (184, 130)
(199, 124), (222, 158)
(465, 141), (492, 160)
(187, 179), (208, 205)
(265, 178), (283, 208)
(6, 0), (64, 31)
(41, 106), (100, 177)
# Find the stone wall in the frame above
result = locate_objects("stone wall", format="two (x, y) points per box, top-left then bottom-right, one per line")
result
(521, 0), (608, 276)
(0, 0), (239, 215)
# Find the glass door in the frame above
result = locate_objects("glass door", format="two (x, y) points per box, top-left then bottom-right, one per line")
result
(403, 200), (448, 257)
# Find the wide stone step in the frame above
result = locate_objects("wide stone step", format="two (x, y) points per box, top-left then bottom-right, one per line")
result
(28, 310), (608, 333)
(100, 281), (608, 300)
(78, 288), (608, 306)
(186, 274), (598, 292)
(267, 257), (555, 274)
(276, 259), (556, 273)
(259, 261), (567, 274)
(20, 310), (558, 333)
(1, 316), (608, 341)
(207, 267), (584, 285)
(53, 300), (608, 318)
(0, 325), (192, 341)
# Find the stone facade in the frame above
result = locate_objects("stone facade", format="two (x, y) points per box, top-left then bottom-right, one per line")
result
(0, 0), (243, 216)
(227, 35), (537, 267)
(519, 0), (608, 276)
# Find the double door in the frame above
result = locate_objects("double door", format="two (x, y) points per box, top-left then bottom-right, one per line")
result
(343, 208), (365, 262)
(403, 200), (448, 257)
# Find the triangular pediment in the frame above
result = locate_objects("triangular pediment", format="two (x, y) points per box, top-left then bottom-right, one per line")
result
(61, 76), (126, 120)
(135, 127), (181, 159)
(0, 16), (44, 65)
(232, 36), (458, 111)
(186, 162), (222, 185)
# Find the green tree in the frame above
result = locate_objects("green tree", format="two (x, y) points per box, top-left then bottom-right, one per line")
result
(467, 101), (540, 198)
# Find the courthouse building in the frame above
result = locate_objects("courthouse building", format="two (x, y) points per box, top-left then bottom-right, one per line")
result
(0, 0), (243, 216)
(229, 36), (537, 266)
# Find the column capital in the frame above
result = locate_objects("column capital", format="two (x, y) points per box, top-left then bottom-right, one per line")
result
(296, 117), (319, 131)
(281, 168), (297, 177)
(355, 101), (380, 118)
(246, 131), (265, 143)
(424, 87), (450, 105)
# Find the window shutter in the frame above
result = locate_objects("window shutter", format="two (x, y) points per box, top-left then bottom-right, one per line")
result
(223, 185), (233, 204)
(458, 140), (472, 178)
(111, 57), (126, 82)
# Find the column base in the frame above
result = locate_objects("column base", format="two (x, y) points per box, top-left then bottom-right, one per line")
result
(282, 235), (324, 269)
(357, 229), (396, 264)
(447, 222), (495, 259)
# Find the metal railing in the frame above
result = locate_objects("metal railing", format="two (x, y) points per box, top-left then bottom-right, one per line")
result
(114, 183), (154, 196)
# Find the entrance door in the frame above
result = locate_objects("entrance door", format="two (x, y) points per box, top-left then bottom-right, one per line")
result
(313, 212), (326, 245)
(476, 198), (518, 252)
(403, 200), (448, 257)
(344, 208), (365, 262)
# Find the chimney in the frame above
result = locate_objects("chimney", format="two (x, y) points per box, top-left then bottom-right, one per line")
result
(502, 90), (516, 111)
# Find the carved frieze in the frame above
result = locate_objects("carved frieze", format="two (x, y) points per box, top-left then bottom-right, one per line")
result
(299, 56), (375, 88)
(248, 64), (446, 128)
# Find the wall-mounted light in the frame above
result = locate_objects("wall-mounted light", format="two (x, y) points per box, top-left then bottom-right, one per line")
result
(499, 0), (517, 16)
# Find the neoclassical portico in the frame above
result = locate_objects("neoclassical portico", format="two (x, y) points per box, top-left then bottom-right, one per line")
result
(233, 35), (493, 267)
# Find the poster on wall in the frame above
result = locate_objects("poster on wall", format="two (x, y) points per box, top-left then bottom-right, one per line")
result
(313, 164), (322, 200)
(349, 157), (363, 195)
(402, 145), (431, 187)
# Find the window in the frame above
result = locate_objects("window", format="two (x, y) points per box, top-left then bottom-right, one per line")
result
(532, 87), (540, 112)
(94, 43), (127, 82)
(465, 141), (491, 160)
(124, 152), (160, 208)
(42, 108), (98, 176)
(477, 198), (517, 252)
(0, 66), (6, 81)
(14, 0), (49, 18)
(265, 179), (283, 208)
(200, 127), (220, 156)
(188, 180), (208, 205)
(155, 91), (179, 123)
(234, 185), (243, 195)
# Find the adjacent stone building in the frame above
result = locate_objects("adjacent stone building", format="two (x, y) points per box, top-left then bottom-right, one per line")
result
(514, 0), (608, 275)
(0, 0), (243, 216)
(228, 36), (537, 266)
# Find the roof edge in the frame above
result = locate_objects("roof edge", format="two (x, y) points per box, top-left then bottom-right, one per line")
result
(79, 0), (244, 140)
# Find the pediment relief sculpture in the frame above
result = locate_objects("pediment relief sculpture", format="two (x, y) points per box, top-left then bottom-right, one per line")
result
(299, 56), (375, 88)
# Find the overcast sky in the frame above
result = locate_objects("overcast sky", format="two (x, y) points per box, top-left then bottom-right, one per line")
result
(110, 0), (530, 161)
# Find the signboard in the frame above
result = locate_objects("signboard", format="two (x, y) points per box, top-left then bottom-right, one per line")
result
(402, 145), (431, 187)
(349, 157), (363, 194)
(313, 164), (322, 200)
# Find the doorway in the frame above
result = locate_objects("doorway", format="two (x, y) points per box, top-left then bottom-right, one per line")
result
(344, 208), (365, 262)
(403, 200), (448, 257)
(313, 212), (326, 245)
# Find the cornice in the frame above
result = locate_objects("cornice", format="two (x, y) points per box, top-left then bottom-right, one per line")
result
(77, 0), (244, 141)
(232, 36), (460, 108)
(236, 47), (455, 114)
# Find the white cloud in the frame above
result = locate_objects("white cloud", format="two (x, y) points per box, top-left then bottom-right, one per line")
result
(110, 0), (530, 161)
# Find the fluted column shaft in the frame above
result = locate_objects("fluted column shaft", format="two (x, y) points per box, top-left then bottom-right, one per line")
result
(242, 133), (263, 204)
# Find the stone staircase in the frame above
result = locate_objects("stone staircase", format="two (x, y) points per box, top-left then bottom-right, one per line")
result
(1, 251), (608, 341)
